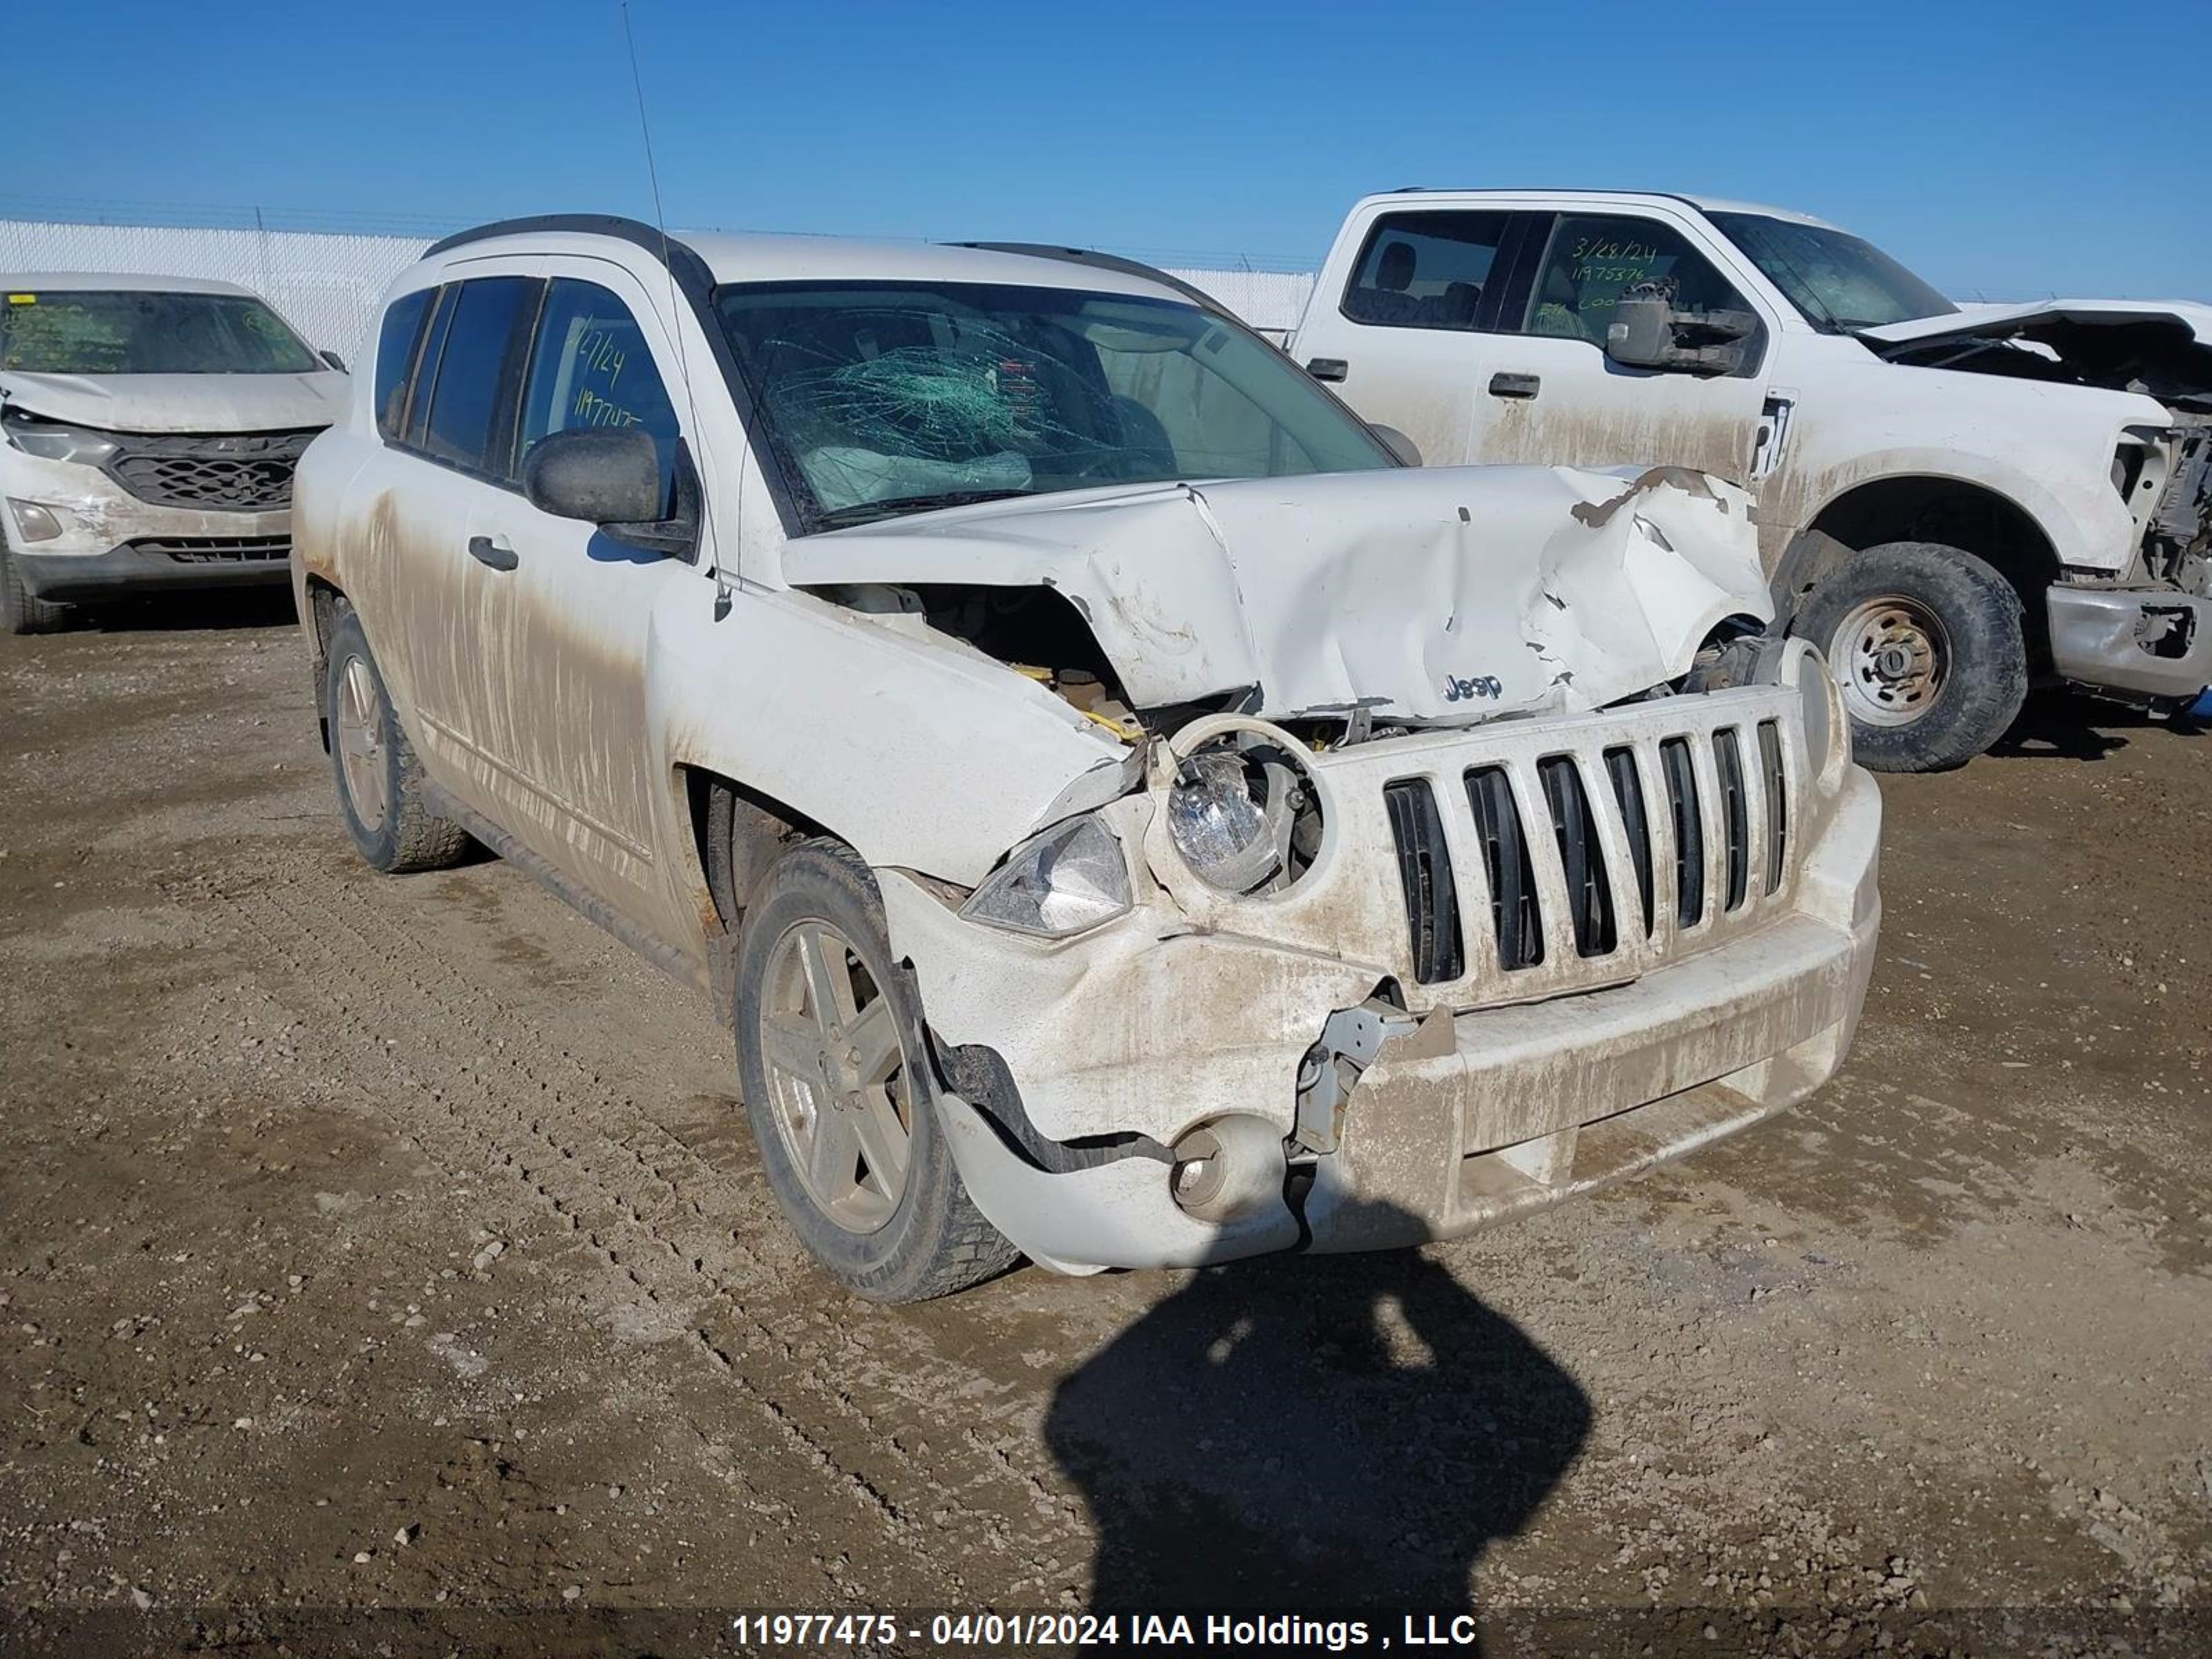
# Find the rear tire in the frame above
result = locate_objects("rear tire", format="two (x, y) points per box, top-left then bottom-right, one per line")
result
(734, 838), (1018, 1302)
(0, 539), (71, 635)
(1795, 541), (2027, 772)
(324, 610), (474, 872)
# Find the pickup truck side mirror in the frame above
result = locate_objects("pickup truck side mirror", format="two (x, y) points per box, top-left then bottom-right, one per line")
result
(523, 427), (667, 527)
(1369, 424), (1423, 467)
(319, 349), (347, 373)
(1605, 288), (1756, 376)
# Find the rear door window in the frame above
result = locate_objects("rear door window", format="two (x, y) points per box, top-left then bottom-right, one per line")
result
(1340, 211), (1512, 332)
(518, 280), (682, 516)
(1521, 214), (1753, 347)
(418, 276), (536, 479)
(372, 288), (434, 442)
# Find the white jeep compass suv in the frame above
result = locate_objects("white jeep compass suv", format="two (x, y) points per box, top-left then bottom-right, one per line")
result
(293, 216), (1880, 1301)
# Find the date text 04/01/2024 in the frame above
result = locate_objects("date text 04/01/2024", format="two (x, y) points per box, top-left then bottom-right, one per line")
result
(727, 1612), (1494, 1649)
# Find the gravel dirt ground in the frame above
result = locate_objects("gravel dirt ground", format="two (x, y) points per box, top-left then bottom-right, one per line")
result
(1, 596), (2207, 1657)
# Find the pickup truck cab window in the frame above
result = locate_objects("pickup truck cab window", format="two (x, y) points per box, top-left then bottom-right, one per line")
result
(519, 279), (683, 517)
(1339, 210), (1512, 332)
(1707, 211), (1957, 332)
(1524, 213), (1756, 355)
(714, 281), (1391, 530)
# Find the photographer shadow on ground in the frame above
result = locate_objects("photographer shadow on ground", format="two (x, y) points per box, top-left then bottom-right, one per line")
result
(1044, 1204), (1593, 1614)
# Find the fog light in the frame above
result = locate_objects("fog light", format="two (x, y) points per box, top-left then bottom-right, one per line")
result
(7, 500), (62, 543)
(1168, 1114), (1286, 1225)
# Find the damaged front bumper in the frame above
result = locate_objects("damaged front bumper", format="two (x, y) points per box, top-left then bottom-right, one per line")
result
(3, 456), (294, 601)
(2046, 585), (2212, 702)
(882, 653), (1882, 1274)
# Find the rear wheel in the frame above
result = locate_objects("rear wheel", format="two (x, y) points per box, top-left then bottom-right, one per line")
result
(735, 838), (1018, 1302)
(0, 539), (70, 635)
(324, 610), (474, 872)
(1796, 541), (2027, 771)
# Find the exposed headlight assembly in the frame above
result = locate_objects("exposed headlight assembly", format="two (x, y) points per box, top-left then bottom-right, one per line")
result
(1163, 721), (1325, 896)
(2, 410), (120, 468)
(959, 812), (1131, 939)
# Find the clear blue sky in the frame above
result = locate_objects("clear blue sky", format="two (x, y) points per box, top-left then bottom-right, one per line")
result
(2, 0), (2202, 299)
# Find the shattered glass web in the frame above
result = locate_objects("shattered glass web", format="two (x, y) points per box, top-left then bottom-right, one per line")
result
(758, 313), (1122, 510)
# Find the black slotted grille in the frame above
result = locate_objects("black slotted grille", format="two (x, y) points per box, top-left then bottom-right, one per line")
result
(1756, 719), (1788, 897)
(122, 536), (290, 563)
(1465, 767), (1544, 971)
(1603, 746), (1656, 939)
(1378, 711), (1797, 993)
(106, 428), (317, 511)
(1537, 757), (1616, 958)
(1713, 729), (1751, 913)
(1383, 780), (1463, 984)
(1660, 737), (1705, 928)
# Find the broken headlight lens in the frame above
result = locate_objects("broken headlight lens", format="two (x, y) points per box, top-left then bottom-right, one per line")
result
(1165, 731), (1322, 895)
(959, 813), (1131, 939)
(2, 411), (120, 468)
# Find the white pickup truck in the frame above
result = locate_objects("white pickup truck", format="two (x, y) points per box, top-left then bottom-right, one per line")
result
(1289, 191), (2212, 769)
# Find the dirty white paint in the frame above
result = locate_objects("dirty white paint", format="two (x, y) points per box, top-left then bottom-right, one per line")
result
(298, 224), (1883, 1277)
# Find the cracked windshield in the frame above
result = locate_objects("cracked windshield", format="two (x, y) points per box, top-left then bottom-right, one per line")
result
(715, 281), (1389, 527)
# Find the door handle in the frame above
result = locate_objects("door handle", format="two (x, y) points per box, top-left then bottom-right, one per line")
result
(1305, 357), (1349, 382)
(1488, 372), (1541, 400)
(467, 535), (519, 572)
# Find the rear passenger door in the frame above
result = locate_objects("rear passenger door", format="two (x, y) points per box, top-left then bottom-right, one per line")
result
(1462, 209), (1776, 486)
(1292, 209), (1538, 466)
(460, 265), (700, 937)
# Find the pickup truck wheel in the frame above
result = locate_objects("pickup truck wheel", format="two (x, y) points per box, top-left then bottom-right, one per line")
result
(0, 541), (71, 635)
(735, 839), (1018, 1302)
(324, 612), (474, 873)
(1797, 541), (2027, 771)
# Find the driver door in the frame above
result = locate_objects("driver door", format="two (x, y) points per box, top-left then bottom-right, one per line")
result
(459, 263), (704, 943)
(1465, 209), (1777, 489)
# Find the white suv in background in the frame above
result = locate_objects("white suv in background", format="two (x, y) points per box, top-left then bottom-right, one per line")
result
(293, 216), (1878, 1301)
(1, 273), (348, 633)
(1290, 191), (2212, 769)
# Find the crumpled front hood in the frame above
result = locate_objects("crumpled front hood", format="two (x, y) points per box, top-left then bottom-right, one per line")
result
(783, 465), (1772, 724)
(0, 368), (348, 434)
(1859, 299), (2212, 349)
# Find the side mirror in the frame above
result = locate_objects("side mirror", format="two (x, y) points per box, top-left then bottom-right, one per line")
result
(522, 427), (666, 527)
(319, 349), (347, 373)
(1369, 424), (1423, 467)
(1605, 288), (1756, 376)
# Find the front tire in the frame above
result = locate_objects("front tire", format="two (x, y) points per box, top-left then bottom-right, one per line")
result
(734, 838), (1018, 1302)
(324, 610), (474, 872)
(1795, 541), (2027, 772)
(0, 540), (71, 636)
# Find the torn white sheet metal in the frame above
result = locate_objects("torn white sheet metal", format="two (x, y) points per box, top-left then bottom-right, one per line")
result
(782, 463), (1771, 722)
(1858, 298), (2212, 353)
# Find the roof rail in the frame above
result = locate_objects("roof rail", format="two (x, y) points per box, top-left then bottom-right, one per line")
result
(422, 214), (686, 263)
(950, 242), (1241, 325)
(1379, 186), (1706, 212)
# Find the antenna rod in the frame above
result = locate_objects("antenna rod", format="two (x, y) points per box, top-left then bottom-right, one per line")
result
(620, 1), (731, 615)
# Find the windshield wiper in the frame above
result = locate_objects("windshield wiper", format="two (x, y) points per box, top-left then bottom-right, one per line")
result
(811, 488), (1035, 530)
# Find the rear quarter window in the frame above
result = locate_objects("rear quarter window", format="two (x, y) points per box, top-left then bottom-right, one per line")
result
(372, 288), (435, 442)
